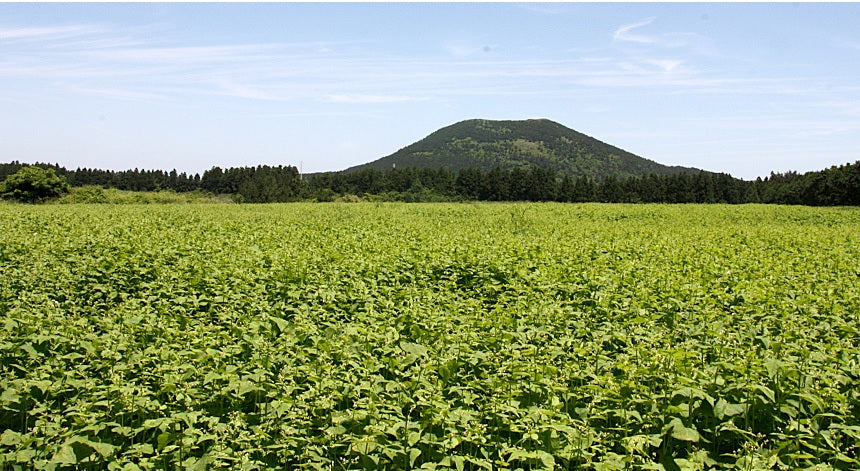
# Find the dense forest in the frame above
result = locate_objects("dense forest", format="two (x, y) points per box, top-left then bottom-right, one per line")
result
(1, 160), (859, 205)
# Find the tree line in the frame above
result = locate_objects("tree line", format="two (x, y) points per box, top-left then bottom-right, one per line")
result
(2, 160), (858, 205)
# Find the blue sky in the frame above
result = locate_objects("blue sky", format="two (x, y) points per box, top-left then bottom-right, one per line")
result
(1, 3), (858, 180)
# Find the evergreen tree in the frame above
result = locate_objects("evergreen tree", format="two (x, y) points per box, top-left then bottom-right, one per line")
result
(455, 168), (483, 200)
(572, 177), (596, 202)
(557, 175), (575, 202)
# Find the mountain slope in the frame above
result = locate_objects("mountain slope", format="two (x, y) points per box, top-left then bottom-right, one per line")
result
(344, 119), (700, 179)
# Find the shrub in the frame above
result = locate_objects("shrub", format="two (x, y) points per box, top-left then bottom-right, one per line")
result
(0, 166), (71, 203)
(60, 185), (108, 204)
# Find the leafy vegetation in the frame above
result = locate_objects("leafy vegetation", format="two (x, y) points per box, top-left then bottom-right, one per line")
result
(1, 203), (858, 469)
(0, 166), (70, 203)
(56, 186), (232, 205)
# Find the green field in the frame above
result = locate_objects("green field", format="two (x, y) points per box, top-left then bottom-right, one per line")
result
(1, 203), (858, 470)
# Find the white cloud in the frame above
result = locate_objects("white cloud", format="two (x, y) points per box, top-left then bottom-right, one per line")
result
(646, 59), (684, 73)
(613, 17), (657, 44)
(0, 19), (846, 118)
(612, 18), (703, 49)
(0, 25), (102, 40)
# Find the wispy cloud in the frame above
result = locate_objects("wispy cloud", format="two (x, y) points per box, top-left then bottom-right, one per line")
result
(0, 19), (846, 114)
(613, 17), (657, 44)
(0, 24), (102, 40)
(612, 17), (703, 49)
(645, 59), (684, 74)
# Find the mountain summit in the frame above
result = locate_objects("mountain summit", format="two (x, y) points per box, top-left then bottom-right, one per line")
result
(345, 119), (699, 179)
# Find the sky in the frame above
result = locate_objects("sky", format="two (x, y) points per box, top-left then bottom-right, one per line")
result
(1, 3), (859, 180)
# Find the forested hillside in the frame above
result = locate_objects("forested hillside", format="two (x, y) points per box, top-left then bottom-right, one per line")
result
(344, 119), (699, 179)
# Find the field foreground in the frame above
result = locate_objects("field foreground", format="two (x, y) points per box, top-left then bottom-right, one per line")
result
(1, 203), (858, 470)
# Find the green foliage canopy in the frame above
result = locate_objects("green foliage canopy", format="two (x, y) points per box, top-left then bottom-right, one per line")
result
(0, 166), (70, 203)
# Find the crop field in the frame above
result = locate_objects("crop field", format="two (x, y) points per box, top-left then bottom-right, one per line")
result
(1, 203), (858, 470)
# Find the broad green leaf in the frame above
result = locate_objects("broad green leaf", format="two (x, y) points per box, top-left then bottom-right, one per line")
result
(52, 445), (77, 465)
(185, 453), (215, 471)
(400, 341), (428, 357)
(753, 384), (776, 403)
(452, 455), (464, 471)
(536, 450), (556, 468)
(352, 439), (377, 455)
(21, 343), (38, 358)
(409, 448), (422, 467)
(764, 358), (781, 379)
(83, 439), (116, 458)
(237, 380), (260, 396)
(0, 388), (20, 404)
(714, 398), (745, 420)
(157, 432), (171, 451)
(665, 418), (699, 442)
(0, 429), (22, 446)
(269, 316), (290, 333)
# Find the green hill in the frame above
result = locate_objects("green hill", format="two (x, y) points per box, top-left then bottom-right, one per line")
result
(344, 118), (701, 180)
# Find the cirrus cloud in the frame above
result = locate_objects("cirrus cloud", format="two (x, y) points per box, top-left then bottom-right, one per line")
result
(613, 17), (658, 44)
